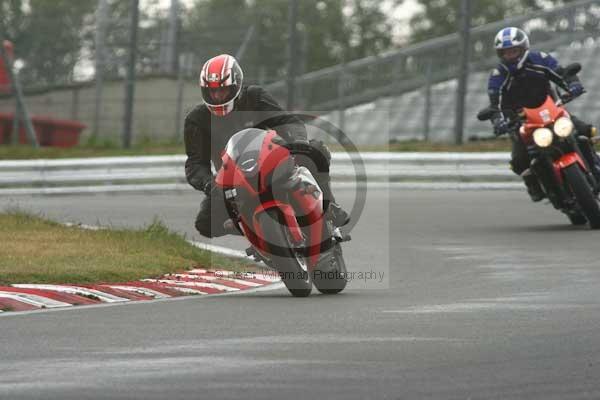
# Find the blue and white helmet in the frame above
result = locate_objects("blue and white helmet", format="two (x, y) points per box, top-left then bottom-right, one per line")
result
(494, 27), (530, 67)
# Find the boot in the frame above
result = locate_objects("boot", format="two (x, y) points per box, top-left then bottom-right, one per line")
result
(317, 175), (350, 227)
(222, 219), (243, 236)
(328, 202), (350, 227)
(521, 171), (545, 202)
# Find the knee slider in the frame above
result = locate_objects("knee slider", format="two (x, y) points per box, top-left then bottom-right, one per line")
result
(195, 216), (213, 238)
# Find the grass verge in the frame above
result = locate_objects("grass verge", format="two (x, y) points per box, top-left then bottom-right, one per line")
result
(0, 142), (185, 160)
(0, 138), (513, 160)
(0, 210), (253, 286)
(329, 138), (512, 152)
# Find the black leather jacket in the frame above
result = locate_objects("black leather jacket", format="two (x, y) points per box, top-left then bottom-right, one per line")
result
(488, 50), (579, 112)
(183, 85), (307, 191)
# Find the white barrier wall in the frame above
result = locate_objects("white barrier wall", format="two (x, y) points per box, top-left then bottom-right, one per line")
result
(0, 152), (520, 196)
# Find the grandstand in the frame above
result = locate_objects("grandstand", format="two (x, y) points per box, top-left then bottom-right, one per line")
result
(266, 0), (600, 145)
(317, 37), (600, 145)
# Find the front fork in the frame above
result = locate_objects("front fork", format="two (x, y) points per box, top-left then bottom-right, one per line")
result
(575, 135), (600, 190)
(530, 138), (599, 210)
(569, 136), (600, 193)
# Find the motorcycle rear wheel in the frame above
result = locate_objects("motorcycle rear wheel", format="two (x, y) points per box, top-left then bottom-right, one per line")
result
(563, 164), (600, 229)
(257, 208), (312, 297)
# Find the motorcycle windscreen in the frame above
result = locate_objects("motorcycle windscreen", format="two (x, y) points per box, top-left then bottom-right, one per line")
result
(223, 128), (294, 193)
(224, 128), (266, 167)
(223, 128), (266, 191)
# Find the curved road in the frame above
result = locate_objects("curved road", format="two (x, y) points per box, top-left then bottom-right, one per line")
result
(1, 188), (600, 399)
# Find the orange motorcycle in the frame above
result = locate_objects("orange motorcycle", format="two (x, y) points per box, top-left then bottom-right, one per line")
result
(478, 64), (600, 228)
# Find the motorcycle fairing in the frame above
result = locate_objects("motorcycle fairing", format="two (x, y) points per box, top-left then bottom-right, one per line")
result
(522, 95), (568, 133)
(216, 127), (328, 269)
(553, 152), (588, 184)
(253, 201), (304, 244)
(216, 129), (292, 194)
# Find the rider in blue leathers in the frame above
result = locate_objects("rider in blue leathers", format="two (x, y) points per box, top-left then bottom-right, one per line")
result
(487, 27), (597, 201)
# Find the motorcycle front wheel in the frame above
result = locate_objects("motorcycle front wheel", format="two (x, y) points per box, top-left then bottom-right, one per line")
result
(257, 208), (312, 297)
(563, 164), (600, 229)
(313, 243), (348, 295)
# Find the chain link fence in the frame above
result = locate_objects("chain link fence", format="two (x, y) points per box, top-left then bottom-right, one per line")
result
(1, 0), (599, 146)
(266, 0), (600, 111)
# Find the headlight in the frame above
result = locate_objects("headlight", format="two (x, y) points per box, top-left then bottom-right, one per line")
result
(554, 117), (574, 138)
(533, 128), (553, 147)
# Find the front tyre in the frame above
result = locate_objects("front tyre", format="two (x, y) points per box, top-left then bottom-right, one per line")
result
(257, 209), (312, 297)
(313, 243), (348, 294)
(563, 164), (600, 229)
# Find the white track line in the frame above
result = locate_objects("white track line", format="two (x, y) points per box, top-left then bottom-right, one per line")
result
(167, 287), (210, 295)
(12, 284), (130, 303)
(0, 291), (73, 308)
(188, 241), (251, 259)
(165, 274), (264, 287)
(141, 279), (240, 292)
(104, 285), (172, 299)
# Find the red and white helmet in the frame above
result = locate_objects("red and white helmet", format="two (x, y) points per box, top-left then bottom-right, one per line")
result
(199, 54), (244, 116)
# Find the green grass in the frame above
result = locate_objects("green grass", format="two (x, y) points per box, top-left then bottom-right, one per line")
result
(329, 138), (512, 152)
(0, 210), (254, 286)
(0, 138), (513, 160)
(0, 141), (185, 160)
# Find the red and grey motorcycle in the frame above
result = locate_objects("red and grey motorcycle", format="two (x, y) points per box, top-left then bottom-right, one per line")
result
(215, 128), (349, 297)
(478, 63), (600, 228)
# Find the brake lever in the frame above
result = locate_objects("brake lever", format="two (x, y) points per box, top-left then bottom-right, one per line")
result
(558, 89), (586, 106)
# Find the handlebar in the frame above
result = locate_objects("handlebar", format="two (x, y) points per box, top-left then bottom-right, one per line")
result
(556, 89), (586, 106)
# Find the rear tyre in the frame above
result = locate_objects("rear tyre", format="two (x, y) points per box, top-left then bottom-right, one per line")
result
(257, 209), (312, 297)
(563, 164), (600, 229)
(313, 243), (348, 295)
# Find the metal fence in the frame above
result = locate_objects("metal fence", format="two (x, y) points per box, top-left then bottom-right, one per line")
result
(322, 36), (600, 144)
(265, 0), (600, 112)
(1, 1), (599, 146)
(0, 77), (202, 144)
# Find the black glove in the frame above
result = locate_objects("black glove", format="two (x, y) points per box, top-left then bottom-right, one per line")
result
(568, 81), (585, 97)
(202, 179), (214, 196)
(492, 117), (511, 137)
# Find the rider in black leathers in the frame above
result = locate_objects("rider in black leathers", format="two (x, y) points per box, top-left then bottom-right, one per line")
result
(184, 54), (349, 238)
(487, 27), (598, 201)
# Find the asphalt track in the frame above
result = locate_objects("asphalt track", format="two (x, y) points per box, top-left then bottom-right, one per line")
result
(1, 188), (600, 399)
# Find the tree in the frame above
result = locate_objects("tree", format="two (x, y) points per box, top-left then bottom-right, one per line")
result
(92, 0), (171, 79)
(408, 0), (580, 43)
(0, 0), (96, 89)
(250, 0), (349, 79)
(181, 0), (399, 82)
(344, 0), (398, 61)
(181, 0), (251, 68)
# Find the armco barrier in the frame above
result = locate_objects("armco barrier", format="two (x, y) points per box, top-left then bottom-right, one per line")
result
(0, 153), (520, 195)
